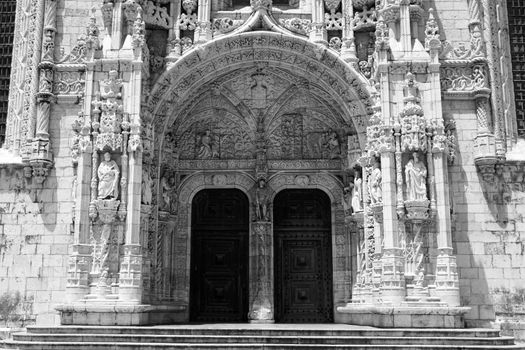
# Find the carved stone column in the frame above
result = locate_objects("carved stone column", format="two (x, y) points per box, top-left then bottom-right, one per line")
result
(432, 150), (460, 306)
(474, 90), (497, 174)
(66, 244), (92, 303)
(119, 25), (146, 301)
(341, 0), (357, 63)
(166, 0), (182, 63)
(379, 150), (406, 304)
(195, 0), (212, 44)
(28, 0), (57, 186)
(248, 221), (274, 323)
(67, 113), (94, 302)
(470, 0), (499, 173)
(399, 0), (411, 54)
(309, 0), (327, 43)
(119, 151), (143, 302)
(101, 0), (114, 51)
(65, 15), (101, 302)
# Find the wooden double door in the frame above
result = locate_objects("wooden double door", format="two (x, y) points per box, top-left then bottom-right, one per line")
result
(190, 189), (333, 323)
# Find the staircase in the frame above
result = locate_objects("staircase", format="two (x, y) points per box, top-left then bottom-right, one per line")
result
(2, 324), (524, 349)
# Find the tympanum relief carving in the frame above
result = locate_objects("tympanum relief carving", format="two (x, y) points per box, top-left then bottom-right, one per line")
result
(165, 67), (355, 163)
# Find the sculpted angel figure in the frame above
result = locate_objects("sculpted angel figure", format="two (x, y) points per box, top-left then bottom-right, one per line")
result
(369, 160), (382, 204)
(405, 152), (427, 201)
(97, 152), (120, 200)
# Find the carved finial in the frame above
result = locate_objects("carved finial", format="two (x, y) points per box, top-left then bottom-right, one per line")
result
(425, 8), (441, 52)
(375, 15), (389, 51)
(131, 6), (146, 51)
(85, 6), (100, 58)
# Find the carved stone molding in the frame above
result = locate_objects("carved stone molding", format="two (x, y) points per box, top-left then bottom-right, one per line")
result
(268, 173), (343, 202)
(178, 172), (255, 204)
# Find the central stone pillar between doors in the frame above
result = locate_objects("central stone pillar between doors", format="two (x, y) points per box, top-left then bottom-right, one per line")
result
(249, 221), (274, 323)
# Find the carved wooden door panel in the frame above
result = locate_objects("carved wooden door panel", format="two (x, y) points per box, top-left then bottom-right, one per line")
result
(274, 190), (333, 323)
(190, 189), (249, 322)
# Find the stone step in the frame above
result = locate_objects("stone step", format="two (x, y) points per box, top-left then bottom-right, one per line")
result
(23, 325), (503, 338)
(2, 341), (525, 350)
(10, 333), (518, 346)
(2, 325), (523, 350)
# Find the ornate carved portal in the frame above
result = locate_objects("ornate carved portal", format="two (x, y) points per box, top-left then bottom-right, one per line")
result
(150, 49), (357, 322)
(35, 1), (468, 327)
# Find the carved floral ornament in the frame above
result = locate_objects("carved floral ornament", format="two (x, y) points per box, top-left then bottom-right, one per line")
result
(147, 32), (374, 134)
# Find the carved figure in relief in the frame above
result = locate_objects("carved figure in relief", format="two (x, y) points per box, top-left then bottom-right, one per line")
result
(141, 169), (153, 205)
(324, 130), (341, 159)
(352, 171), (363, 213)
(255, 178), (270, 221)
(196, 130), (219, 159)
(97, 152), (120, 200)
(369, 160), (382, 204)
(405, 152), (427, 202)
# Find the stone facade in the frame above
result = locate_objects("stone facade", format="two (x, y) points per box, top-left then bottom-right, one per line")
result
(0, 0), (524, 339)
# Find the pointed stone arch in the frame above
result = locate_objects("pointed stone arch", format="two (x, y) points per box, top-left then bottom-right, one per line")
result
(149, 31), (374, 153)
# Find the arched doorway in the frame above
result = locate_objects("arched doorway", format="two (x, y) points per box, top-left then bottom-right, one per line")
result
(273, 189), (333, 323)
(149, 32), (368, 322)
(190, 189), (249, 322)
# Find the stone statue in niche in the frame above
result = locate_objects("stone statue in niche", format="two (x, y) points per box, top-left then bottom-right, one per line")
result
(405, 152), (427, 202)
(352, 170), (363, 213)
(254, 178), (270, 221)
(403, 72), (420, 102)
(97, 152), (120, 200)
(141, 168), (153, 205)
(196, 130), (219, 159)
(342, 186), (352, 216)
(160, 175), (177, 213)
(369, 159), (382, 204)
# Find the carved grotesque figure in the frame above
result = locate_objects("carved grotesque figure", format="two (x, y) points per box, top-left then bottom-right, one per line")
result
(405, 152), (427, 201)
(369, 159), (382, 204)
(255, 178), (270, 221)
(97, 152), (120, 200)
(352, 171), (363, 213)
